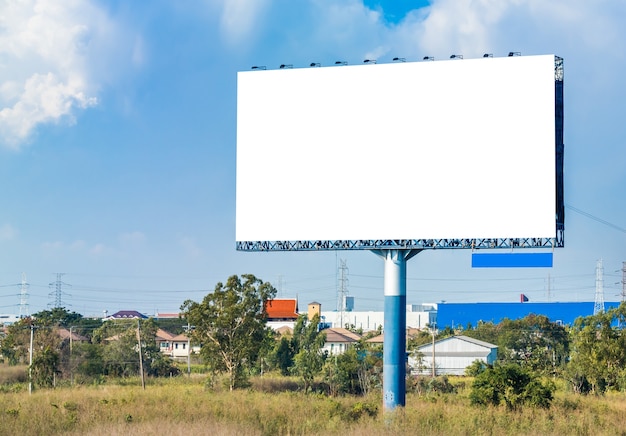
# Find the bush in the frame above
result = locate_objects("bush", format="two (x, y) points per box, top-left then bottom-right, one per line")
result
(470, 364), (555, 410)
(409, 376), (457, 395)
(465, 359), (489, 377)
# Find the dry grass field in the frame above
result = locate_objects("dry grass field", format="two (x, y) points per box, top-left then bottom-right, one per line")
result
(2, 372), (626, 435)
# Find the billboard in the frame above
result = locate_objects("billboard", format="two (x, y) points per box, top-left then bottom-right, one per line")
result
(236, 55), (563, 251)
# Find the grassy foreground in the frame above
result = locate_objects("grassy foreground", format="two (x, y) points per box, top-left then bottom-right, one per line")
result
(2, 375), (626, 435)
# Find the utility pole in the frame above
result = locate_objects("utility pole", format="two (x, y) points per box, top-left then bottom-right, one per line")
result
(186, 321), (191, 377)
(69, 326), (74, 385)
(137, 320), (145, 390)
(431, 323), (436, 377)
(29, 323), (34, 395)
(337, 259), (348, 328)
(618, 262), (626, 328)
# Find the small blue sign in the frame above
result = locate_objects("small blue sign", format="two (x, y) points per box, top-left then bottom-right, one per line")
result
(472, 252), (553, 268)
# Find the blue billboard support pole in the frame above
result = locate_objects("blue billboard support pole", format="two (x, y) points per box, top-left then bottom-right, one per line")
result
(373, 249), (422, 411)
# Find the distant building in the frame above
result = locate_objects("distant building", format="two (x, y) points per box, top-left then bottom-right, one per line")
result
(412, 335), (498, 376)
(153, 312), (182, 320)
(265, 298), (299, 330)
(105, 310), (148, 320)
(321, 327), (361, 355)
(156, 328), (198, 359)
(436, 301), (622, 328)
(0, 314), (21, 326)
(322, 304), (436, 331)
(57, 327), (88, 343)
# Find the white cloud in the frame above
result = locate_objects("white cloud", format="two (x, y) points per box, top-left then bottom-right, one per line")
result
(398, 0), (626, 62)
(0, 0), (123, 148)
(179, 236), (202, 258)
(209, 0), (272, 46)
(119, 231), (146, 246)
(89, 243), (106, 255)
(0, 223), (17, 240)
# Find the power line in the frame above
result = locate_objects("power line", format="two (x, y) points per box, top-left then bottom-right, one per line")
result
(566, 204), (626, 233)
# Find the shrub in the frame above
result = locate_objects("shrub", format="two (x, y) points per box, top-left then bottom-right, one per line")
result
(470, 364), (555, 410)
(410, 376), (456, 395)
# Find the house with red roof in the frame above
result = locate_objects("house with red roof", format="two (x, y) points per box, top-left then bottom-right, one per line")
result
(264, 298), (299, 330)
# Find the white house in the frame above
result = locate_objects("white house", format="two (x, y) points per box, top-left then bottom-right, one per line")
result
(411, 335), (498, 376)
(156, 329), (199, 358)
(321, 327), (361, 355)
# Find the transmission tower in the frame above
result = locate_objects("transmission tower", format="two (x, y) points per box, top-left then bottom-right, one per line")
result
(276, 275), (284, 297)
(337, 259), (349, 328)
(593, 259), (605, 315)
(48, 273), (71, 308)
(621, 262), (626, 303)
(19, 272), (29, 317)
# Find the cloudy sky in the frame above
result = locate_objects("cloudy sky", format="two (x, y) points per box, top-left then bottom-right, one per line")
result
(1, 0), (625, 317)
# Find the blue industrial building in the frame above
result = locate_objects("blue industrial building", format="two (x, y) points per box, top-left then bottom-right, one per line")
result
(437, 301), (622, 329)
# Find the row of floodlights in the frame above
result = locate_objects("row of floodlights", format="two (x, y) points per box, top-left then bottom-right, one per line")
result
(251, 52), (522, 70)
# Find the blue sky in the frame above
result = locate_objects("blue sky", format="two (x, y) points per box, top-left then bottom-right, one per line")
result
(1, 0), (625, 317)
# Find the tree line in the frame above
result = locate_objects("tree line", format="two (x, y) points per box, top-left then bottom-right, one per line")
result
(3, 274), (626, 405)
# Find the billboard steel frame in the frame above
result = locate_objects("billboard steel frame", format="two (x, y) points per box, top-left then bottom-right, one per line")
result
(235, 55), (565, 412)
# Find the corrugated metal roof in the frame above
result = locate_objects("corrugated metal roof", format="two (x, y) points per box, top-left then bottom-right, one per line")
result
(323, 327), (361, 343)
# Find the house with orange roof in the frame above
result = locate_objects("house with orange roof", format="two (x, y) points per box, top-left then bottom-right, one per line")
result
(264, 298), (300, 330)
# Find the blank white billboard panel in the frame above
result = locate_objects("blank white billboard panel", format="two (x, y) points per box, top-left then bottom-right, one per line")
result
(237, 55), (556, 243)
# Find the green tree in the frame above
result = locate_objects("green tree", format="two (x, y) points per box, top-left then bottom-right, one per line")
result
(465, 359), (490, 377)
(291, 314), (326, 392)
(0, 318), (62, 367)
(73, 343), (104, 379)
(567, 304), (626, 394)
(181, 274), (277, 390)
(32, 307), (83, 327)
(469, 363), (555, 410)
(31, 346), (60, 388)
(324, 340), (383, 396)
(92, 318), (176, 378)
(464, 320), (500, 346)
(268, 336), (295, 376)
(465, 315), (569, 375)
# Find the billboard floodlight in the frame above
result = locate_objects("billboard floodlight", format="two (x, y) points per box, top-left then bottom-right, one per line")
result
(450, 54), (463, 59)
(250, 65), (266, 70)
(335, 60), (347, 65)
(310, 62), (321, 67)
(392, 57), (406, 62)
(279, 64), (293, 69)
(363, 59), (377, 64)
(483, 53), (493, 58)
(423, 56), (434, 61)
(508, 51), (521, 57)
